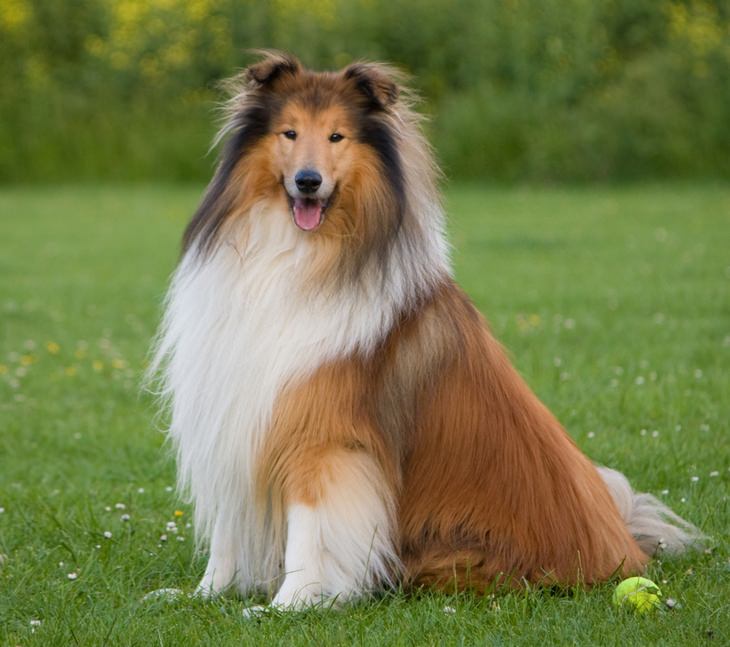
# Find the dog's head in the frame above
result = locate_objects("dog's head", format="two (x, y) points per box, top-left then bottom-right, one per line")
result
(184, 51), (409, 254)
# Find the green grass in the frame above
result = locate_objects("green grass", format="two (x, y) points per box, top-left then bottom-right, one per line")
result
(1, 183), (728, 645)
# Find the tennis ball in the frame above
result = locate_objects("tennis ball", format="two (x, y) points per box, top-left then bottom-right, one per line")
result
(612, 577), (662, 613)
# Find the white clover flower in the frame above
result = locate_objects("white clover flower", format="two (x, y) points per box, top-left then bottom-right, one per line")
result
(121, 514), (130, 522)
(114, 503), (126, 510)
(67, 572), (78, 580)
(160, 534), (168, 542)
(103, 531), (112, 539)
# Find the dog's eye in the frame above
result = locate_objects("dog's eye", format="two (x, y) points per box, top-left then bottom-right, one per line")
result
(329, 133), (344, 143)
(283, 130), (297, 140)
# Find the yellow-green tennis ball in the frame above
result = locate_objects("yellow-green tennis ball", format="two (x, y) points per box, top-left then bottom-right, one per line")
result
(613, 577), (662, 613)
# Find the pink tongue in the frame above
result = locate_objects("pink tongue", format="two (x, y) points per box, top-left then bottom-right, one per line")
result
(293, 198), (322, 231)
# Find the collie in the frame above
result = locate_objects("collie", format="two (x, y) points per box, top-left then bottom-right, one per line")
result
(150, 52), (701, 609)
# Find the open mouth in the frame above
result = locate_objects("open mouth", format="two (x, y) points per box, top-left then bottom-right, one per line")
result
(288, 196), (327, 232)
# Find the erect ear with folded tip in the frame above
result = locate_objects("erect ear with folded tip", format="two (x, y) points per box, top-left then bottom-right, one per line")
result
(247, 51), (301, 86)
(344, 63), (400, 110)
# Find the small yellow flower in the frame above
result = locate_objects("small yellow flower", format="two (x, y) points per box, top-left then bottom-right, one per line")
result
(173, 510), (184, 518)
(46, 342), (60, 354)
(92, 360), (104, 372)
(111, 358), (127, 370)
(0, 364), (7, 374)
(74, 349), (87, 359)
(64, 366), (77, 377)
(20, 354), (37, 366)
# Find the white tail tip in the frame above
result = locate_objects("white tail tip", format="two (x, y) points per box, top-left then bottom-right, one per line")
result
(597, 466), (706, 556)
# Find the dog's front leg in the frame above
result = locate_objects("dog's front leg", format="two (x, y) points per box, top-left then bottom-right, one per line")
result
(195, 514), (239, 598)
(267, 449), (398, 611)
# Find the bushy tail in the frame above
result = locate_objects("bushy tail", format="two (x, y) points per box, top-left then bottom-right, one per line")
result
(597, 466), (705, 557)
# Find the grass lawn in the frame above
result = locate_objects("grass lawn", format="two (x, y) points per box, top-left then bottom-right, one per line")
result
(1, 183), (728, 645)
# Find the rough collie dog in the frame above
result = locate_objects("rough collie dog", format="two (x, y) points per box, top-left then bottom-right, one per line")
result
(150, 52), (701, 610)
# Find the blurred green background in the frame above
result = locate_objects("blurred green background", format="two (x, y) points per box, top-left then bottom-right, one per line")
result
(1, 0), (729, 183)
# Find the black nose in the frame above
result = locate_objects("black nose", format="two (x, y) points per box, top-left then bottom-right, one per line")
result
(295, 169), (322, 194)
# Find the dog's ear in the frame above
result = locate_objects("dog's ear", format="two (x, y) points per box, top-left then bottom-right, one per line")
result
(247, 50), (301, 86)
(344, 62), (400, 110)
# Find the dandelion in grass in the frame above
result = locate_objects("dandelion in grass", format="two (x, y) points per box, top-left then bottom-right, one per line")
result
(174, 510), (184, 518)
(46, 342), (60, 354)
(92, 360), (104, 372)
(64, 366), (77, 377)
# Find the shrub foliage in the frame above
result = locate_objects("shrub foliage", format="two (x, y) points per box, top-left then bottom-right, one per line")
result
(1, 0), (728, 181)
